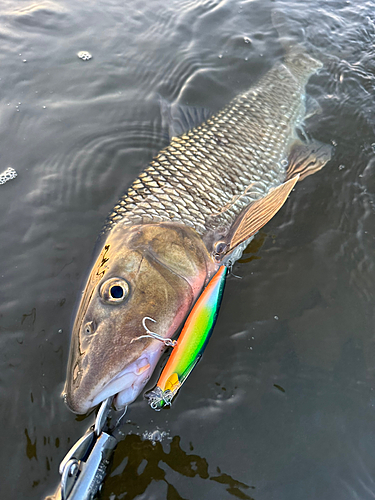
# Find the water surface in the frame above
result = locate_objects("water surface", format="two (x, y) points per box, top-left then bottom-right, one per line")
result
(1, 0), (375, 499)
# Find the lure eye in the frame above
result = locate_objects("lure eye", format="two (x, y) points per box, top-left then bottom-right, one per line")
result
(100, 277), (130, 304)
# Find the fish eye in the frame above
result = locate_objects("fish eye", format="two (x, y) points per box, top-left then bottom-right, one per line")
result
(84, 321), (96, 335)
(100, 277), (130, 304)
(110, 285), (123, 298)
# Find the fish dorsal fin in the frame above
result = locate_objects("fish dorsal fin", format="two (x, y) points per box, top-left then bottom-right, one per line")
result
(286, 138), (333, 181)
(219, 176), (299, 255)
(158, 95), (213, 139)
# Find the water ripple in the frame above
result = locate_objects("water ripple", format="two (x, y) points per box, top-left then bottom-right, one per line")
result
(2, 0), (375, 499)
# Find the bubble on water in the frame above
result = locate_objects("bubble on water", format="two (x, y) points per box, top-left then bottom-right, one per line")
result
(0, 167), (17, 185)
(338, 164), (345, 170)
(77, 51), (92, 61)
(142, 428), (169, 445)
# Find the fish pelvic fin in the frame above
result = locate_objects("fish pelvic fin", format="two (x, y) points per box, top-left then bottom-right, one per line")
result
(225, 176), (299, 253)
(286, 138), (333, 182)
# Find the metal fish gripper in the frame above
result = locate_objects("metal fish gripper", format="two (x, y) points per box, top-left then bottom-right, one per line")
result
(45, 397), (120, 500)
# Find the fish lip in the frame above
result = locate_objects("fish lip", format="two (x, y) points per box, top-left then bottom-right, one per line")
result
(88, 341), (165, 410)
(90, 355), (151, 408)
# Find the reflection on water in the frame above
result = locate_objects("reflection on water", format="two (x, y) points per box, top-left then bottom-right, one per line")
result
(25, 428), (38, 461)
(238, 232), (268, 264)
(101, 434), (254, 500)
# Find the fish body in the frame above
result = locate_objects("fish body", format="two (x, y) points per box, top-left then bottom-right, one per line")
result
(64, 44), (332, 414)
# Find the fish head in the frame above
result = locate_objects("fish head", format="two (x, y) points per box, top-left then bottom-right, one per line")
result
(64, 222), (216, 414)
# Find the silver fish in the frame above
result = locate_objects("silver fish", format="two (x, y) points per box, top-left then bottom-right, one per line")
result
(64, 43), (332, 414)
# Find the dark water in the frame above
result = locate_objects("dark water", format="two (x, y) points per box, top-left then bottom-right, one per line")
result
(1, 0), (375, 498)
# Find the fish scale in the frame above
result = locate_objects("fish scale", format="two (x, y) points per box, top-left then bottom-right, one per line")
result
(102, 51), (321, 237)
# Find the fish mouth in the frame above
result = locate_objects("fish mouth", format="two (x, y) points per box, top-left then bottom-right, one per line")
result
(89, 341), (165, 411)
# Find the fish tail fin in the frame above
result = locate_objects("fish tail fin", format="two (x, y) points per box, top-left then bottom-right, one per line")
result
(272, 10), (322, 81)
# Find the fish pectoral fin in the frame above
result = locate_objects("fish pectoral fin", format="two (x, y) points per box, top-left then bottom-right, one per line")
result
(158, 94), (213, 139)
(286, 138), (333, 181)
(226, 176), (299, 253)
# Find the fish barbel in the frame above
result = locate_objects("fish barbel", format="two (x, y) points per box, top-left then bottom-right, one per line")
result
(64, 42), (332, 414)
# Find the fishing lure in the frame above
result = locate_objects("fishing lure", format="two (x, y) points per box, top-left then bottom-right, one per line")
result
(147, 265), (228, 410)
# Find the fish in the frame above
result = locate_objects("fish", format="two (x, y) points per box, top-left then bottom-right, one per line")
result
(64, 38), (332, 414)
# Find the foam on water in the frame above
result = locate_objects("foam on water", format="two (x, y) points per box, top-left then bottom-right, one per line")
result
(0, 167), (17, 185)
(142, 428), (170, 445)
(77, 51), (92, 61)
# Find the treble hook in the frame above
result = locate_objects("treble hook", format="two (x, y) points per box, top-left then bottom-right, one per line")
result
(227, 259), (242, 279)
(130, 317), (177, 347)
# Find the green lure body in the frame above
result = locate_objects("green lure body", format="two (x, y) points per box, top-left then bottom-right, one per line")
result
(147, 265), (227, 410)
